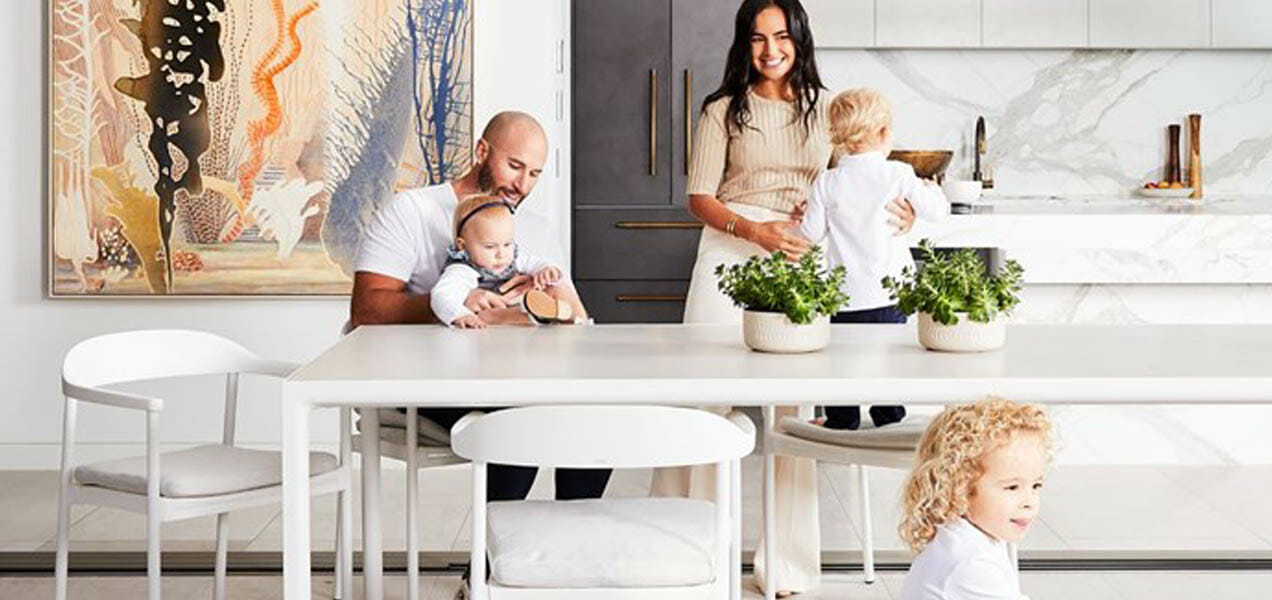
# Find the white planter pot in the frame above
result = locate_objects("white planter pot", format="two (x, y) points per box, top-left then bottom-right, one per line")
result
(917, 312), (1007, 352)
(742, 310), (830, 353)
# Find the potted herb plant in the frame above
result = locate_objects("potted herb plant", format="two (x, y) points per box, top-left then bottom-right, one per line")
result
(715, 247), (849, 353)
(881, 239), (1024, 352)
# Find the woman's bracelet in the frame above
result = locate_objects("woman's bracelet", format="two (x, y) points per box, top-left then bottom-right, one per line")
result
(725, 214), (739, 237)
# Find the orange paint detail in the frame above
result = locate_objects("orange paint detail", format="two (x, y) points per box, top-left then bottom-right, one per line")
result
(228, 0), (319, 242)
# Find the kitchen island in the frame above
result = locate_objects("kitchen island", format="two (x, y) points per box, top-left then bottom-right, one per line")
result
(920, 195), (1272, 324)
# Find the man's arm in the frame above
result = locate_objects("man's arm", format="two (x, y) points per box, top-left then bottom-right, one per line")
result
(350, 271), (437, 327)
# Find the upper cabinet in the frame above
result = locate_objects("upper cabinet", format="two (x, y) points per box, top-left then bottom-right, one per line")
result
(1212, 0), (1272, 47)
(1089, 0), (1210, 48)
(810, 0), (1271, 49)
(982, 0), (1087, 48)
(803, 0), (874, 47)
(875, 0), (981, 47)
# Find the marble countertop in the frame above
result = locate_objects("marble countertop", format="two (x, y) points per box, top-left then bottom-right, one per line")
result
(955, 195), (1272, 216)
(917, 195), (1272, 284)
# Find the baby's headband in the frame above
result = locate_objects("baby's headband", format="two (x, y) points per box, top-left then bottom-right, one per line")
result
(455, 200), (516, 238)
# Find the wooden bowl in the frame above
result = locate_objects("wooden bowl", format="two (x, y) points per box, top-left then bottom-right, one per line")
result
(888, 150), (954, 179)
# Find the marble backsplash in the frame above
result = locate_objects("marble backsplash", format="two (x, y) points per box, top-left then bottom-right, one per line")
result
(817, 49), (1272, 197)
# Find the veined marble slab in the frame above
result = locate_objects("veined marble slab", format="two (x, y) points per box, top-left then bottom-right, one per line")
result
(917, 196), (1272, 283)
(818, 49), (1272, 197)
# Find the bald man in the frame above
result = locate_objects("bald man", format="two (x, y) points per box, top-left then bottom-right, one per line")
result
(351, 112), (611, 504)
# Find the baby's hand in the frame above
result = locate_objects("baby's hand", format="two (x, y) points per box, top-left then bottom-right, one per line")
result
(532, 266), (561, 290)
(452, 314), (486, 329)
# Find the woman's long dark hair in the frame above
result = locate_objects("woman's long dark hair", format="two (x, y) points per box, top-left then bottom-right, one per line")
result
(703, 0), (824, 136)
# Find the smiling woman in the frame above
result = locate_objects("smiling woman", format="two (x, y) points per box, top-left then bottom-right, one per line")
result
(648, 0), (835, 595)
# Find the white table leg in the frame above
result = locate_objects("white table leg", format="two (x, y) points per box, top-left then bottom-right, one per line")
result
(361, 408), (384, 600)
(731, 457), (742, 600)
(762, 405), (777, 600)
(281, 386), (312, 600)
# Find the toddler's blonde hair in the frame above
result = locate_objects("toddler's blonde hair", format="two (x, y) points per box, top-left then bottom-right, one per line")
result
(828, 87), (892, 154)
(452, 194), (514, 239)
(899, 397), (1053, 553)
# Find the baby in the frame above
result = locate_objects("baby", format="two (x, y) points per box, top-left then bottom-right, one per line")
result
(430, 194), (587, 328)
(899, 398), (1052, 600)
(797, 87), (948, 430)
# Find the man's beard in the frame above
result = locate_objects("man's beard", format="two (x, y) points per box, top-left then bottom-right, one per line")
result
(476, 161), (524, 205)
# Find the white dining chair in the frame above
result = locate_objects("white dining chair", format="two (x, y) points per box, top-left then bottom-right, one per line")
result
(54, 329), (354, 600)
(452, 405), (754, 600)
(338, 320), (467, 600)
(760, 407), (930, 600)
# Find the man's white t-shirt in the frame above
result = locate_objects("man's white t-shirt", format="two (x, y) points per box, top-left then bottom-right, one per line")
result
(796, 151), (948, 311)
(355, 182), (566, 295)
(900, 518), (1027, 600)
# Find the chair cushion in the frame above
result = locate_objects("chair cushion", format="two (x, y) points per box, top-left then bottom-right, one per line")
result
(779, 415), (930, 450)
(356, 408), (452, 445)
(487, 497), (717, 588)
(75, 444), (339, 498)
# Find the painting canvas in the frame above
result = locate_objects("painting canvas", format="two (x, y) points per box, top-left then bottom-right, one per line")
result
(49, 0), (473, 296)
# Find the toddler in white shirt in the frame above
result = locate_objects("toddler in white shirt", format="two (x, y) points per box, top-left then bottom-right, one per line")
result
(899, 398), (1052, 600)
(797, 87), (948, 430)
(430, 194), (587, 328)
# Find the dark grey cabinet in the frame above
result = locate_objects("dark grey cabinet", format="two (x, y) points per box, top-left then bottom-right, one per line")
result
(573, 0), (671, 207)
(573, 0), (737, 323)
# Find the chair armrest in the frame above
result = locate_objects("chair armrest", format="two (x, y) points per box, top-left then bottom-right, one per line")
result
(724, 410), (756, 438)
(251, 359), (302, 378)
(449, 410), (485, 440)
(62, 381), (163, 412)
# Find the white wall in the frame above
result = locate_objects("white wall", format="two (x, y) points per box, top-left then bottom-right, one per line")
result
(2, 1), (570, 469)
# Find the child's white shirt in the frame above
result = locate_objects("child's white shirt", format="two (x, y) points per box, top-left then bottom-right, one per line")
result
(429, 252), (557, 325)
(796, 151), (948, 311)
(900, 518), (1028, 600)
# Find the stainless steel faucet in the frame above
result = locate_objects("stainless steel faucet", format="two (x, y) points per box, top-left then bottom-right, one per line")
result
(973, 116), (994, 189)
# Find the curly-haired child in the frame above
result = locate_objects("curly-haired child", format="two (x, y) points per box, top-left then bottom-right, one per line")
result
(899, 398), (1052, 600)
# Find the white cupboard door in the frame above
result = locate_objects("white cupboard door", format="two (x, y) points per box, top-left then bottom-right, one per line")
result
(982, 0), (1087, 48)
(1089, 0), (1210, 48)
(876, 0), (981, 48)
(804, 0), (874, 48)
(1213, 0), (1272, 48)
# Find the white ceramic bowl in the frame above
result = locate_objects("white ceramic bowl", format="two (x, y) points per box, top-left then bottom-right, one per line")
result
(941, 180), (983, 204)
(1136, 187), (1193, 198)
(917, 312), (1006, 352)
(742, 310), (830, 354)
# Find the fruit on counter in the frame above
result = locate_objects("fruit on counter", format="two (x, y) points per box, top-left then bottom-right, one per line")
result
(1169, 181), (1185, 189)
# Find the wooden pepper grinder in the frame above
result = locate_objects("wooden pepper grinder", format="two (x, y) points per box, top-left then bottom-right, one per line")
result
(1166, 124), (1181, 183)
(1188, 114), (1202, 199)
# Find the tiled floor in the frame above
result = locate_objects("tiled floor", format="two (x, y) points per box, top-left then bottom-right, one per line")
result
(4, 571), (1272, 600)
(6, 462), (1272, 555)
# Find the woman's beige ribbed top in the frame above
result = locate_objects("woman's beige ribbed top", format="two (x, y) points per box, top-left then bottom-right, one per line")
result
(687, 90), (832, 214)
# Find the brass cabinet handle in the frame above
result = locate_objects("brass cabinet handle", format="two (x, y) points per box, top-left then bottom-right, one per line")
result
(616, 294), (687, 303)
(613, 221), (703, 230)
(684, 68), (692, 175)
(649, 69), (657, 176)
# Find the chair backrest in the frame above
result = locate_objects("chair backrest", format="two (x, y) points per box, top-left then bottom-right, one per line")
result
(451, 405), (754, 469)
(62, 329), (281, 389)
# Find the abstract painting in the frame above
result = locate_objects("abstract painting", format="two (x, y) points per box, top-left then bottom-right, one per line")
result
(49, 0), (472, 295)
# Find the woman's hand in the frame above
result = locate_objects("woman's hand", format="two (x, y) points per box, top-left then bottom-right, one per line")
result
(886, 196), (916, 235)
(740, 218), (812, 259)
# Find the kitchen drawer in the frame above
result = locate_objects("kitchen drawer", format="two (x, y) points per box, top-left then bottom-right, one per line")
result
(576, 279), (690, 323)
(573, 208), (703, 279)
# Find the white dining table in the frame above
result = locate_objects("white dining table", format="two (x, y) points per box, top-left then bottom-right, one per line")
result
(280, 322), (1272, 599)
